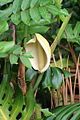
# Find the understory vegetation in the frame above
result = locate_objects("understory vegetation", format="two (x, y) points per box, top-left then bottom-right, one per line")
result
(0, 0), (80, 120)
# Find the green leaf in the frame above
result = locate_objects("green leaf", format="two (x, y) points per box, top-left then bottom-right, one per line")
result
(53, 103), (80, 120)
(54, 0), (62, 8)
(11, 12), (21, 25)
(26, 68), (37, 81)
(0, 5), (13, 19)
(47, 103), (80, 120)
(60, 8), (69, 16)
(39, 0), (52, 6)
(21, 10), (31, 25)
(9, 54), (18, 64)
(41, 108), (54, 117)
(20, 55), (32, 68)
(74, 22), (80, 37)
(63, 70), (71, 78)
(0, 0), (13, 6)
(22, 86), (35, 120)
(30, 0), (38, 8)
(0, 21), (8, 35)
(23, 52), (33, 58)
(28, 25), (49, 34)
(42, 67), (52, 88)
(0, 41), (14, 53)
(13, 0), (22, 13)
(63, 23), (80, 44)
(0, 74), (13, 120)
(47, 5), (68, 16)
(51, 67), (63, 89)
(21, 0), (31, 10)
(39, 7), (51, 22)
(9, 87), (24, 120)
(13, 45), (22, 55)
(30, 7), (41, 23)
(47, 5), (60, 16)
(0, 53), (8, 58)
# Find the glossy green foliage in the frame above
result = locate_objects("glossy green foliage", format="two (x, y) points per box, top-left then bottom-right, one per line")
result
(0, 0), (79, 119)
(0, 0), (69, 35)
(63, 22), (80, 44)
(42, 67), (71, 89)
(0, 74), (24, 120)
(0, 41), (14, 54)
(26, 68), (37, 81)
(0, 74), (35, 120)
(45, 103), (80, 120)
(0, 21), (8, 35)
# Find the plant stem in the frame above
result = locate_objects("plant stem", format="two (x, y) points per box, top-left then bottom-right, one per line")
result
(68, 42), (77, 65)
(33, 73), (44, 92)
(18, 62), (27, 95)
(51, 14), (71, 55)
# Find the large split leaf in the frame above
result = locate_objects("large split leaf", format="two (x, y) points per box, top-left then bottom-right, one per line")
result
(0, 73), (24, 120)
(22, 86), (35, 120)
(0, 74), (13, 120)
(0, 66), (36, 120)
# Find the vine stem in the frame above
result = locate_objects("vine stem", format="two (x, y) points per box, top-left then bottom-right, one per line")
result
(33, 73), (44, 92)
(18, 62), (27, 95)
(51, 14), (71, 55)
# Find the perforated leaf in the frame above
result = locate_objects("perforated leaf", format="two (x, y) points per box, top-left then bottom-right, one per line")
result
(0, 69), (35, 120)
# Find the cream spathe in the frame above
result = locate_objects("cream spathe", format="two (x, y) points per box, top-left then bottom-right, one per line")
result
(26, 33), (51, 73)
